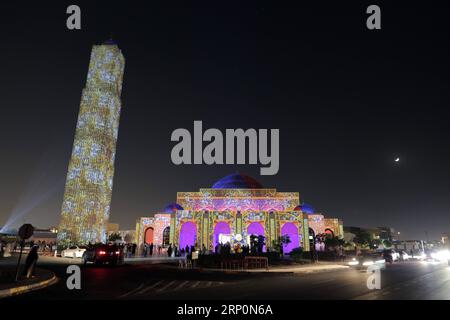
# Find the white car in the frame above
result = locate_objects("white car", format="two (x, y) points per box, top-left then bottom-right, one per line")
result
(61, 246), (86, 258)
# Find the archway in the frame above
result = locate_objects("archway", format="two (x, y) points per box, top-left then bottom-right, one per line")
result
(324, 228), (334, 238)
(144, 227), (154, 244)
(162, 226), (170, 247)
(281, 222), (299, 253)
(308, 227), (316, 251)
(213, 221), (231, 250)
(179, 221), (197, 249)
(247, 221), (265, 252)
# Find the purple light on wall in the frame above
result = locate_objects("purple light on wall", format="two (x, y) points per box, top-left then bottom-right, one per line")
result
(213, 221), (231, 249)
(247, 221), (266, 252)
(281, 222), (299, 253)
(179, 221), (196, 249)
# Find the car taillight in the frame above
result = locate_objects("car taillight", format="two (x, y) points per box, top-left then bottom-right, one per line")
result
(115, 251), (120, 255)
(99, 250), (106, 255)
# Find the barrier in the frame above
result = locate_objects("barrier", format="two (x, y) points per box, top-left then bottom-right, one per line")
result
(220, 256), (269, 271)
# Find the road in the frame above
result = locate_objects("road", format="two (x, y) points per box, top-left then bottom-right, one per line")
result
(3, 256), (450, 300)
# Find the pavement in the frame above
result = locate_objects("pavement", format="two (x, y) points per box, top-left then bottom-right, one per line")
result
(0, 266), (58, 298)
(3, 255), (450, 300)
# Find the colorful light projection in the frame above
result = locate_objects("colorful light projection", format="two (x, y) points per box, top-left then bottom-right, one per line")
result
(247, 221), (266, 252)
(58, 42), (125, 245)
(281, 222), (299, 253)
(213, 221), (231, 249)
(179, 221), (197, 249)
(177, 189), (299, 212)
(136, 214), (171, 248)
(307, 214), (325, 235)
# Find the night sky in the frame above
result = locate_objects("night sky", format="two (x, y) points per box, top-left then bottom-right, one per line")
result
(0, 1), (449, 240)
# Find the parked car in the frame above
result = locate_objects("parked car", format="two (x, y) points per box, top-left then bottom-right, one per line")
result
(81, 244), (124, 266)
(61, 245), (86, 258)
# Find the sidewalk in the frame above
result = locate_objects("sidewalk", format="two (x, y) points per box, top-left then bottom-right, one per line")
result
(0, 267), (58, 298)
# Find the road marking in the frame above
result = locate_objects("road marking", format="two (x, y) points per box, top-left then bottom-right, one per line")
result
(119, 283), (144, 298)
(135, 280), (164, 295)
(157, 280), (176, 292)
(191, 281), (201, 288)
(174, 281), (189, 291)
(205, 281), (212, 288)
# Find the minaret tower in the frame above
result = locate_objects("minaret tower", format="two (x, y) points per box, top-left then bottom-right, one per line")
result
(58, 40), (125, 244)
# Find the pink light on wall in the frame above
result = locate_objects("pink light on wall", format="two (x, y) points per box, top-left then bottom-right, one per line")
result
(179, 221), (196, 249)
(281, 222), (299, 253)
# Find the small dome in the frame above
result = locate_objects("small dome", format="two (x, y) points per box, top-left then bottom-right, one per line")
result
(163, 203), (183, 213)
(212, 173), (263, 189)
(300, 203), (315, 214)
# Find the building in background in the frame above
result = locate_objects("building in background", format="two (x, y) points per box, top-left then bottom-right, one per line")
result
(135, 173), (344, 254)
(29, 228), (58, 244)
(58, 40), (125, 245)
(106, 222), (120, 235)
(441, 233), (450, 247)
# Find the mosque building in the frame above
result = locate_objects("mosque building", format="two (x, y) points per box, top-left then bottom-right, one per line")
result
(135, 173), (344, 254)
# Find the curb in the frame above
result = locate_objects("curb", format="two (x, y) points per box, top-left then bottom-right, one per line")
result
(0, 274), (58, 299)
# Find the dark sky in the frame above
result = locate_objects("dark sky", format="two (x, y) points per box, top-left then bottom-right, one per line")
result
(0, 1), (449, 240)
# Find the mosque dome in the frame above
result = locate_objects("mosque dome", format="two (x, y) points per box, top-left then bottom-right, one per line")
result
(163, 203), (183, 213)
(211, 173), (263, 189)
(299, 203), (315, 214)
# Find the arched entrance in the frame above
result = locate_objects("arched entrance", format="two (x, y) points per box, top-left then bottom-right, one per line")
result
(162, 226), (170, 247)
(247, 221), (265, 252)
(308, 227), (316, 252)
(144, 227), (154, 244)
(324, 228), (334, 238)
(179, 221), (197, 249)
(281, 222), (299, 253)
(213, 221), (231, 250)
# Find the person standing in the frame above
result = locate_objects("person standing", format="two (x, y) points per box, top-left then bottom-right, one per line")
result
(23, 245), (39, 278)
(167, 244), (173, 257)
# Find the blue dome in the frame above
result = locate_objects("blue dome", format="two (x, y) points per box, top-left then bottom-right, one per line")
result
(300, 203), (315, 214)
(212, 173), (263, 189)
(163, 203), (183, 213)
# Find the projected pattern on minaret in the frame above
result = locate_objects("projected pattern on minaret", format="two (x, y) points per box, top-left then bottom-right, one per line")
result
(58, 42), (125, 245)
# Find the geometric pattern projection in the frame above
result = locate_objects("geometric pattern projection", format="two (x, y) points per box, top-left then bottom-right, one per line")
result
(58, 41), (125, 245)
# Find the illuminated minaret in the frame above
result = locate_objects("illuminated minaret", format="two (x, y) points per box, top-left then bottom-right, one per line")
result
(58, 40), (125, 245)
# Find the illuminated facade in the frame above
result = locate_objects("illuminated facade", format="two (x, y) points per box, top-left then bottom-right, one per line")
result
(135, 214), (172, 251)
(135, 174), (344, 254)
(58, 41), (125, 245)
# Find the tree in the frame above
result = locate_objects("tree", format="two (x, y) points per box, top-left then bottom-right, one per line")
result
(249, 235), (265, 254)
(382, 239), (392, 248)
(272, 235), (291, 256)
(123, 233), (133, 243)
(108, 233), (122, 242)
(353, 231), (372, 248)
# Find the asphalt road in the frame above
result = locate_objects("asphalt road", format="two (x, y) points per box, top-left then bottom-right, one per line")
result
(4, 256), (450, 300)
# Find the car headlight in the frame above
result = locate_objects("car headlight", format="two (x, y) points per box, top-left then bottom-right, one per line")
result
(362, 261), (374, 266)
(348, 258), (359, 266)
(434, 250), (450, 261)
